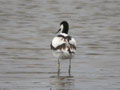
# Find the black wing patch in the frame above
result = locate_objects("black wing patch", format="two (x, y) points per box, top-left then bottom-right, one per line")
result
(57, 35), (71, 41)
(50, 43), (66, 50)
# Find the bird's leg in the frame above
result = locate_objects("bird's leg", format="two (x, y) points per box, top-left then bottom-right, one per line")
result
(68, 59), (71, 76)
(57, 58), (60, 76)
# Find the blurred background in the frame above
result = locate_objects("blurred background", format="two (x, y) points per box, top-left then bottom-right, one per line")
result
(0, 0), (120, 90)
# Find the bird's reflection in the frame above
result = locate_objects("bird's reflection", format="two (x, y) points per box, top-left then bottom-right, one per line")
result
(50, 75), (75, 90)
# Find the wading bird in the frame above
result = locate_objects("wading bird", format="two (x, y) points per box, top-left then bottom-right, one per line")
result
(50, 21), (76, 75)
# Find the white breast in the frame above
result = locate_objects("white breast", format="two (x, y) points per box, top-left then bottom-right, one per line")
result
(51, 33), (76, 59)
(52, 36), (65, 48)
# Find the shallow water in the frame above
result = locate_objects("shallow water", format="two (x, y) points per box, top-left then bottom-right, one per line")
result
(0, 0), (120, 90)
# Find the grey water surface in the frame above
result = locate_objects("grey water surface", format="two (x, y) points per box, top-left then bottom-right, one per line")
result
(0, 0), (120, 90)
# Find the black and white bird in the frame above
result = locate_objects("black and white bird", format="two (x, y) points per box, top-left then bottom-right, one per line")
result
(50, 21), (76, 75)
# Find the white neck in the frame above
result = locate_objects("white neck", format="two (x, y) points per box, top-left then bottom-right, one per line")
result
(60, 24), (64, 33)
(60, 33), (68, 36)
